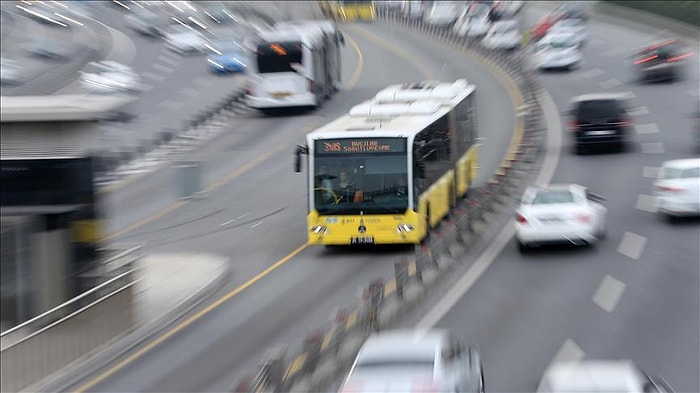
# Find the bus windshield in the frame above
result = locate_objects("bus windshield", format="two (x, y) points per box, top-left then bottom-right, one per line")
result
(256, 41), (302, 73)
(313, 138), (409, 215)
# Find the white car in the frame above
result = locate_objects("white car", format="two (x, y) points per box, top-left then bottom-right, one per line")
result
(534, 31), (582, 70)
(495, 1), (524, 18)
(548, 18), (587, 47)
(80, 61), (143, 95)
(164, 25), (209, 55)
(423, 1), (459, 27)
(340, 329), (485, 393)
(453, 5), (491, 38)
(653, 158), (700, 221)
(481, 20), (522, 50)
(537, 360), (674, 393)
(514, 184), (607, 252)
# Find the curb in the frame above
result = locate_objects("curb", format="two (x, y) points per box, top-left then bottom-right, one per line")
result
(30, 256), (233, 393)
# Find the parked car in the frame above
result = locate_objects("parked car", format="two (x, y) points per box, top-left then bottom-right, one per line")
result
(538, 360), (674, 392)
(653, 158), (700, 222)
(515, 184), (607, 252)
(632, 39), (692, 83)
(534, 31), (582, 71)
(340, 329), (485, 393)
(423, 1), (460, 28)
(80, 61), (143, 94)
(163, 24), (209, 55)
(566, 93), (635, 154)
(548, 17), (587, 47)
(453, 4), (492, 38)
(481, 20), (521, 50)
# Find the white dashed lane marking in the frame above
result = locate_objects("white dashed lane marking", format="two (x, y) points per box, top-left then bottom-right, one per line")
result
(636, 194), (658, 213)
(151, 63), (174, 73)
(158, 100), (182, 110)
(643, 166), (660, 178)
(641, 142), (665, 154)
(582, 68), (603, 78)
(628, 106), (649, 116)
(593, 275), (626, 313)
(635, 123), (659, 135)
(618, 232), (647, 260)
(157, 54), (179, 67)
(598, 78), (622, 89)
(142, 71), (165, 82)
(546, 339), (585, 371)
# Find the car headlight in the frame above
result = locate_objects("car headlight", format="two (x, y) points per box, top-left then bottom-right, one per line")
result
(396, 224), (415, 233)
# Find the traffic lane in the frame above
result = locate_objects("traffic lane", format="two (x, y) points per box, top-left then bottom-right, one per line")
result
(81, 21), (439, 392)
(100, 31), (361, 236)
(87, 20), (520, 392)
(355, 21), (517, 187)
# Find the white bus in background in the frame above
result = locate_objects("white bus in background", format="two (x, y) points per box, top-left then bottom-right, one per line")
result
(245, 21), (343, 114)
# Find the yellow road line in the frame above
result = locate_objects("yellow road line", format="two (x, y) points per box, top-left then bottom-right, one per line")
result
(344, 310), (358, 332)
(282, 352), (307, 381)
(320, 326), (337, 352)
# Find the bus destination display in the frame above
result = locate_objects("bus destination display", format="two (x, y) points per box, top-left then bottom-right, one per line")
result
(316, 138), (405, 154)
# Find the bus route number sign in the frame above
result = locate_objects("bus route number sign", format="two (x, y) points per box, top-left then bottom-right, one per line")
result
(316, 138), (405, 154)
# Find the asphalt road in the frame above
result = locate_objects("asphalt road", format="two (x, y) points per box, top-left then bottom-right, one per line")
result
(377, 5), (699, 393)
(58, 7), (518, 393)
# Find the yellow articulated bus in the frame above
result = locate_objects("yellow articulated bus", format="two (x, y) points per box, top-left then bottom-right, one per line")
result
(294, 79), (479, 245)
(319, 0), (376, 22)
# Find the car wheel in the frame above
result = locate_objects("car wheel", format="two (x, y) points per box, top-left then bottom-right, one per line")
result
(597, 222), (607, 240)
(575, 143), (586, 155)
(480, 367), (486, 393)
(517, 241), (528, 253)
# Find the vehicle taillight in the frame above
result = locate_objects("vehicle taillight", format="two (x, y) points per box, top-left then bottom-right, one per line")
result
(576, 213), (591, 223)
(667, 52), (693, 62)
(516, 213), (528, 224)
(657, 185), (685, 193)
(634, 54), (658, 64)
(617, 118), (633, 127)
(568, 119), (580, 129)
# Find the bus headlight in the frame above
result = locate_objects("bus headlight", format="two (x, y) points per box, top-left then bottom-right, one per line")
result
(311, 225), (328, 234)
(396, 224), (415, 233)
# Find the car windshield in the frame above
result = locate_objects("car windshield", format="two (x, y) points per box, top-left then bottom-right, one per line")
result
(530, 190), (575, 205)
(576, 99), (621, 119)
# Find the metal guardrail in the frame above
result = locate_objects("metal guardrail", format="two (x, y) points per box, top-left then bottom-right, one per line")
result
(232, 7), (548, 393)
(0, 244), (143, 392)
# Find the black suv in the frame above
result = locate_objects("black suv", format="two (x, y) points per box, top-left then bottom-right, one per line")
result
(633, 39), (690, 83)
(567, 94), (634, 154)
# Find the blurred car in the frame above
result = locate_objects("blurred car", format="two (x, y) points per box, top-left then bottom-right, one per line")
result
(199, 1), (240, 25)
(207, 39), (247, 73)
(632, 39), (692, 83)
(453, 4), (492, 38)
(0, 58), (21, 85)
(80, 61), (143, 94)
(653, 158), (700, 222)
(423, 1), (459, 28)
(164, 24), (209, 55)
(481, 20), (521, 50)
(340, 329), (485, 393)
(16, 1), (72, 28)
(493, 1), (523, 18)
(537, 360), (674, 393)
(567, 93), (634, 154)
(24, 37), (71, 60)
(515, 184), (607, 252)
(548, 17), (587, 47)
(534, 31), (582, 71)
(124, 6), (169, 37)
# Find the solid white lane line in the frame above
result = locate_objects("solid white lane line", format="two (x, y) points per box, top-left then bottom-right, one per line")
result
(598, 78), (622, 89)
(220, 213), (251, 226)
(636, 194), (658, 213)
(178, 87), (200, 98)
(628, 106), (649, 116)
(617, 232), (647, 260)
(582, 68), (603, 78)
(416, 90), (563, 331)
(151, 63), (174, 73)
(643, 166), (660, 178)
(592, 275), (626, 313)
(157, 54), (179, 67)
(142, 71), (165, 82)
(158, 100), (182, 110)
(641, 142), (665, 154)
(635, 123), (659, 135)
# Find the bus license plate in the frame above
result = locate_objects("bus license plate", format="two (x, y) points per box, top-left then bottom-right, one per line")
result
(350, 237), (374, 245)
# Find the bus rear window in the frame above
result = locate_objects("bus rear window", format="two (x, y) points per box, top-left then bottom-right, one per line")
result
(256, 41), (302, 73)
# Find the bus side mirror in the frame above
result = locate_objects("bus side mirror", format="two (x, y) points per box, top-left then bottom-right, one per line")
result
(294, 145), (308, 173)
(339, 32), (345, 46)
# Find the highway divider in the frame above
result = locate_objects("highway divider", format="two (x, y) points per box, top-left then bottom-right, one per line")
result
(232, 6), (548, 393)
